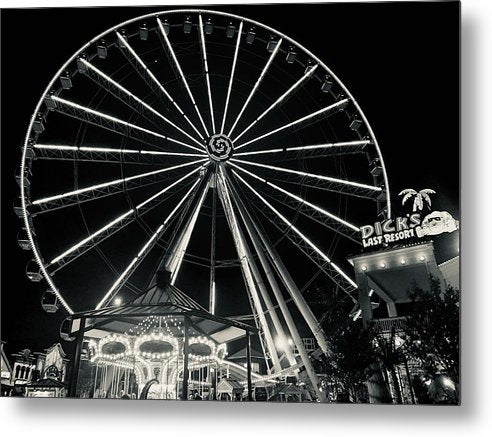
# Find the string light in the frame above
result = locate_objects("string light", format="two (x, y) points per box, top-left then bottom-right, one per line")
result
(134, 332), (178, 360)
(92, 334), (132, 361)
(92, 319), (226, 365)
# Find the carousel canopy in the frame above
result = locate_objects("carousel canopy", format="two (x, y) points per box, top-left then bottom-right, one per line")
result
(70, 272), (255, 344)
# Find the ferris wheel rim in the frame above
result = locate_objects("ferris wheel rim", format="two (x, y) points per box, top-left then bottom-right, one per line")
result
(19, 8), (391, 315)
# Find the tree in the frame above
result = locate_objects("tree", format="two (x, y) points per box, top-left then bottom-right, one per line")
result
(309, 287), (382, 402)
(373, 328), (405, 404)
(323, 317), (379, 402)
(399, 188), (436, 211)
(402, 280), (460, 403)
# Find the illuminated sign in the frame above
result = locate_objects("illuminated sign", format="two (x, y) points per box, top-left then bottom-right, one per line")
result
(361, 189), (459, 248)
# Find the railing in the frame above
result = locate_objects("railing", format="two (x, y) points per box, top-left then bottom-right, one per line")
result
(372, 316), (407, 333)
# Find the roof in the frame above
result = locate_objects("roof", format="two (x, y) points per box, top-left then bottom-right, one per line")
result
(35, 343), (68, 360)
(27, 378), (67, 388)
(348, 241), (436, 264)
(45, 343), (67, 358)
(130, 281), (206, 311)
(217, 378), (244, 391)
(70, 275), (256, 342)
(228, 347), (264, 360)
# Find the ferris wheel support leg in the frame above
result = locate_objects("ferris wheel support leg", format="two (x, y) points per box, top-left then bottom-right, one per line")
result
(209, 173), (217, 314)
(246, 330), (253, 401)
(235, 195), (330, 356)
(233, 194), (297, 368)
(265, 243), (329, 355)
(225, 177), (296, 368)
(231, 184), (326, 401)
(244, 246), (296, 368)
(217, 166), (282, 373)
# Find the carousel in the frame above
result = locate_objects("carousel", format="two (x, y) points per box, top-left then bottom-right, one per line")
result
(68, 270), (259, 400)
(88, 320), (227, 400)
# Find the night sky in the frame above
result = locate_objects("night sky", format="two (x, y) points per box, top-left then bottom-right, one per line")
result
(0, 2), (459, 361)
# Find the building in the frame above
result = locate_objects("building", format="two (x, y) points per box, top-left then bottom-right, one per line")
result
(1, 342), (14, 396)
(25, 343), (69, 397)
(348, 241), (460, 404)
(348, 242), (447, 322)
(11, 348), (36, 388)
(228, 346), (265, 374)
(5, 343), (69, 397)
(293, 338), (316, 355)
(439, 256), (460, 289)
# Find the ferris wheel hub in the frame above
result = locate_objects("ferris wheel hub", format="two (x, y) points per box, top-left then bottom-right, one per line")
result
(206, 134), (234, 162)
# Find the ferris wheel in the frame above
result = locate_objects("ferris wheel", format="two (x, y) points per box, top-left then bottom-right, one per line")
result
(16, 9), (390, 369)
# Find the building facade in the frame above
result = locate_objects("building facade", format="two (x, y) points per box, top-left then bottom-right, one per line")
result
(2, 343), (69, 397)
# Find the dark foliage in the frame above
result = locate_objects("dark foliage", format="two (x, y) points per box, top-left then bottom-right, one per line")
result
(402, 279), (460, 403)
(402, 280), (459, 382)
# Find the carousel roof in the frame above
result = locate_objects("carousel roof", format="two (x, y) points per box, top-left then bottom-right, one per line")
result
(70, 271), (256, 344)
(130, 278), (206, 310)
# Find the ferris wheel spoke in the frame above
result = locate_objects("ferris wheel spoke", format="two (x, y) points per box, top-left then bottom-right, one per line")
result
(220, 20), (243, 134)
(198, 14), (216, 133)
(33, 143), (205, 166)
(157, 17), (210, 138)
(230, 158), (382, 200)
(47, 170), (202, 274)
(116, 32), (205, 142)
(253, 202), (358, 302)
(29, 159), (207, 214)
(229, 162), (361, 244)
(95, 177), (204, 309)
(49, 96), (205, 154)
(231, 170), (358, 301)
(234, 139), (371, 162)
(79, 58), (206, 149)
(232, 64), (318, 144)
(234, 97), (349, 151)
(167, 177), (211, 286)
(227, 38), (282, 138)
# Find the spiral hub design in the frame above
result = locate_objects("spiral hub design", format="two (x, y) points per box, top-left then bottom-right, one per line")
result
(206, 134), (234, 162)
